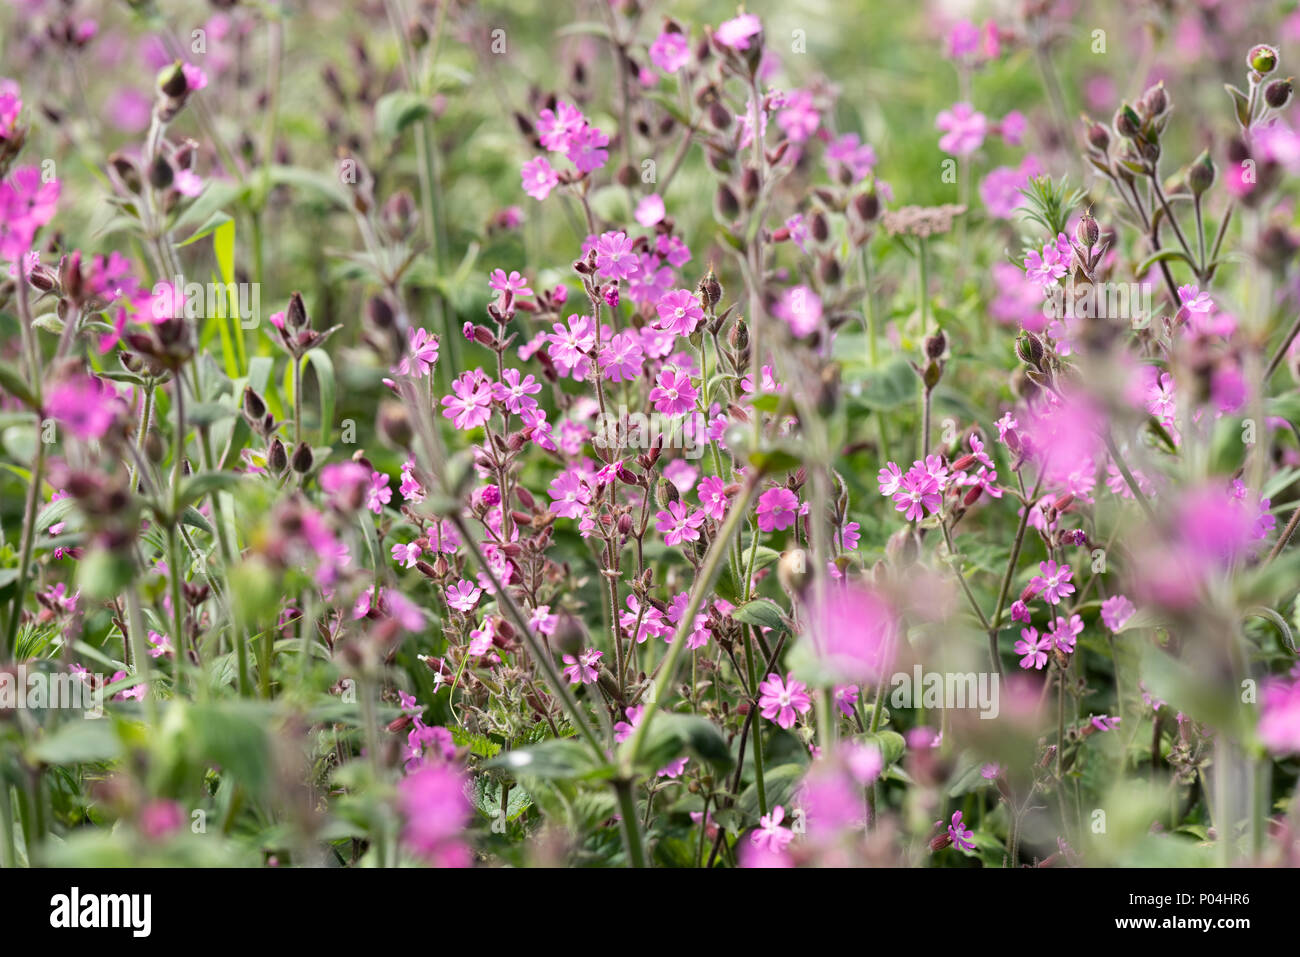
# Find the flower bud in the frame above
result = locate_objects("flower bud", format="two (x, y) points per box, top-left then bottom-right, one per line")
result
(1075, 211), (1100, 247)
(1085, 119), (1110, 153)
(924, 330), (947, 359)
(1187, 150), (1216, 196)
(286, 291), (308, 331)
(267, 438), (288, 474)
(290, 441), (313, 474)
(1264, 77), (1293, 110)
(242, 386), (266, 422)
(714, 183), (740, 221)
(378, 400), (413, 448)
(655, 477), (679, 508)
(1016, 330), (1044, 367)
(1112, 103), (1141, 139)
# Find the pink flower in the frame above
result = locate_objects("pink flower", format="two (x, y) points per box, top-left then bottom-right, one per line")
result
(1100, 594), (1135, 632)
(566, 123), (610, 173)
(530, 604), (558, 635)
(697, 475), (730, 521)
(537, 101), (586, 151)
(562, 648), (603, 685)
(834, 684), (859, 717)
(396, 763), (471, 867)
(756, 487), (799, 532)
(492, 367), (542, 415)
(445, 579), (482, 613)
(1024, 241), (1068, 286)
(773, 285), (823, 337)
(635, 193), (665, 227)
(654, 288), (704, 337)
(46, 375), (118, 440)
(1014, 627), (1049, 670)
(441, 371), (494, 430)
(824, 132), (876, 182)
(0, 78), (21, 139)
(0, 166), (60, 263)
(594, 231), (639, 280)
(776, 88), (819, 143)
(757, 671), (812, 729)
(365, 471), (392, 514)
(892, 470), (941, 522)
(1258, 678), (1300, 755)
(1047, 614), (1083, 653)
(392, 541), (422, 568)
(935, 102), (987, 156)
(980, 155), (1041, 218)
(614, 705), (644, 743)
(139, 799), (184, 841)
(946, 810), (975, 851)
(808, 586), (898, 682)
(715, 13), (762, 50)
(1029, 560), (1075, 604)
(146, 630), (172, 659)
(649, 30), (691, 73)
(648, 367), (698, 415)
(656, 500), (706, 547)
(996, 110), (1027, 145)
(521, 156), (559, 200)
(489, 269), (532, 298)
(395, 327), (439, 377)
(548, 470), (592, 519)
(750, 804), (795, 853)
(599, 331), (644, 383)
(180, 62), (207, 92)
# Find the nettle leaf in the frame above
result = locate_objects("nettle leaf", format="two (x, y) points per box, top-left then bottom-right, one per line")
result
(29, 719), (124, 765)
(863, 730), (906, 767)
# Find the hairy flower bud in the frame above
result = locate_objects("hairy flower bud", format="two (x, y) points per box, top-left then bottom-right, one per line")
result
(1264, 77), (1294, 110)
(1113, 103), (1141, 139)
(1187, 150), (1216, 196)
(1016, 330), (1044, 367)
(1075, 211), (1100, 247)
(267, 438), (288, 474)
(290, 441), (314, 474)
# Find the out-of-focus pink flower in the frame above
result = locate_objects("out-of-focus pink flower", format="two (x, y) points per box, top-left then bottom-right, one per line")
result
(521, 156), (559, 201)
(715, 13), (762, 51)
(808, 585), (898, 682)
(396, 763), (471, 867)
(635, 193), (665, 227)
(649, 30), (691, 73)
(936, 102), (987, 156)
(1258, 678), (1300, 755)
(46, 375), (119, 440)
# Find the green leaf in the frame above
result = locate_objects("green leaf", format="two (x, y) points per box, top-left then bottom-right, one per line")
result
(731, 598), (789, 634)
(29, 719), (123, 765)
(75, 547), (136, 601)
(1136, 248), (1196, 275)
(483, 738), (612, 781)
(178, 471), (245, 511)
(738, 763), (806, 819)
(375, 91), (432, 142)
(35, 497), (78, 535)
(0, 359), (37, 409)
